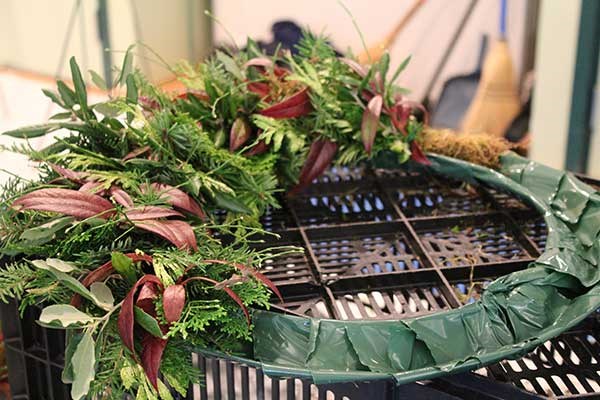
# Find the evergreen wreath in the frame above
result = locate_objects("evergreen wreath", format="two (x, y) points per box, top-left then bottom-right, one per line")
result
(0, 34), (512, 399)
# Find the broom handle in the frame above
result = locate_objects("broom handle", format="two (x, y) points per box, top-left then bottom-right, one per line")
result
(382, 0), (427, 49)
(499, 0), (507, 39)
(422, 0), (479, 101)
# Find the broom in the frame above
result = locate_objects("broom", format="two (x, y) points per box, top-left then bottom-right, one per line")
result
(357, 0), (427, 64)
(460, 0), (521, 137)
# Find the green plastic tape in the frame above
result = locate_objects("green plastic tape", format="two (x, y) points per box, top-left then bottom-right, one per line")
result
(200, 153), (600, 386)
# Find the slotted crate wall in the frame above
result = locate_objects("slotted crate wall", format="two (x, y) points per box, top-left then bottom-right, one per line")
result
(2, 165), (600, 399)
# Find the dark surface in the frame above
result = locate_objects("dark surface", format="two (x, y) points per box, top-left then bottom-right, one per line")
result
(2, 165), (600, 399)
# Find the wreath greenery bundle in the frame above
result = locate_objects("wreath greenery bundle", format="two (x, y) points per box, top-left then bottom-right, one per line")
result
(0, 34), (507, 399)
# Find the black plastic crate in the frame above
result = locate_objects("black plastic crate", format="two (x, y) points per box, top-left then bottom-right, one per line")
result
(2, 166), (600, 399)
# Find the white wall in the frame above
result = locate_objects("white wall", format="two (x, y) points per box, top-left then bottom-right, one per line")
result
(0, 0), (211, 82)
(213, 0), (528, 103)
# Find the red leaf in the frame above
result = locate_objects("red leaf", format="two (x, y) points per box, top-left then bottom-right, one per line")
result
(71, 253), (153, 308)
(290, 139), (338, 195)
(118, 275), (164, 360)
(244, 58), (287, 77)
(182, 276), (250, 325)
(12, 188), (114, 220)
(395, 100), (430, 126)
(134, 220), (198, 251)
(221, 285), (250, 325)
(49, 164), (85, 183)
(340, 58), (368, 77)
(244, 57), (273, 69)
(140, 333), (168, 390)
(124, 206), (183, 221)
(176, 90), (210, 102)
(163, 284), (186, 323)
(197, 259), (283, 302)
(150, 183), (206, 220)
(247, 82), (271, 98)
(260, 88), (312, 119)
(361, 94), (383, 154)
(139, 96), (160, 111)
(229, 117), (252, 152)
(123, 146), (151, 161)
(136, 282), (160, 315)
(109, 187), (134, 207)
(78, 181), (104, 195)
(388, 103), (412, 134)
(410, 141), (431, 165)
(244, 139), (269, 157)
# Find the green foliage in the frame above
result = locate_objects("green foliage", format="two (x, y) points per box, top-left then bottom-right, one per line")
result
(0, 32), (421, 399)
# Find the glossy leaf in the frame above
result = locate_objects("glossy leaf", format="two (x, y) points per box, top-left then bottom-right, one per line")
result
(69, 57), (88, 116)
(49, 164), (85, 184)
(2, 123), (62, 138)
(45, 258), (78, 273)
(70, 332), (96, 400)
(260, 88), (312, 119)
(213, 192), (252, 214)
(124, 206), (183, 221)
(62, 331), (84, 383)
(111, 252), (138, 284)
(38, 305), (94, 328)
(90, 282), (114, 309)
(410, 141), (431, 165)
(247, 82), (271, 98)
(340, 58), (368, 77)
(118, 275), (164, 359)
(89, 70), (108, 91)
(361, 95), (383, 154)
(13, 188), (115, 220)
(244, 140), (270, 157)
(229, 117), (252, 152)
(150, 183), (206, 219)
(109, 187), (134, 207)
(291, 139), (338, 194)
(136, 282), (159, 315)
(216, 51), (244, 81)
(19, 216), (75, 246)
(163, 284), (186, 323)
(134, 220), (198, 251)
(134, 306), (164, 338)
(140, 333), (168, 390)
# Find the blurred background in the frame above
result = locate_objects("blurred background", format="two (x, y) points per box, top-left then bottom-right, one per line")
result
(0, 0), (598, 184)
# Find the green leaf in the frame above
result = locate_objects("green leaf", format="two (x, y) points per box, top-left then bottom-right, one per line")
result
(38, 304), (94, 328)
(46, 258), (78, 272)
(111, 252), (138, 284)
(70, 331), (96, 400)
(213, 192), (252, 214)
(30, 260), (110, 310)
(48, 111), (73, 120)
(90, 282), (114, 309)
(378, 52), (390, 85)
(158, 379), (174, 400)
(118, 44), (135, 86)
(62, 331), (84, 383)
(57, 80), (77, 108)
(93, 102), (123, 118)
(134, 306), (164, 338)
(2, 123), (61, 138)
(42, 89), (65, 108)
(389, 55), (411, 85)
(69, 57), (89, 116)
(216, 51), (244, 81)
(126, 74), (139, 104)
(89, 70), (108, 91)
